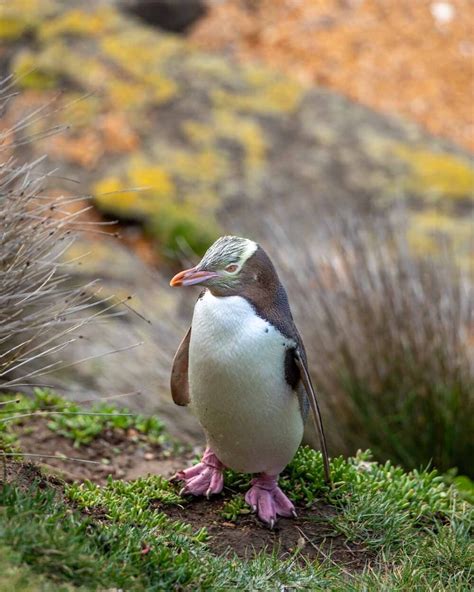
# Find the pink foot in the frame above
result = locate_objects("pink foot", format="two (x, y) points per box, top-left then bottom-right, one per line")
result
(173, 447), (224, 498)
(245, 474), (296, 528)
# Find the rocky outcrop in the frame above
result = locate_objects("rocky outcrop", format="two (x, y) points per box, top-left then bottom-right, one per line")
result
(1, 1), (472, 444)
(1, 0), (472, 266)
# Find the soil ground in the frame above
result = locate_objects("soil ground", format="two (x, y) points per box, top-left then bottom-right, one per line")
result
(160, 495), (372, 568)
(10, 418), (190, 484)
(3, 418), (374, 570)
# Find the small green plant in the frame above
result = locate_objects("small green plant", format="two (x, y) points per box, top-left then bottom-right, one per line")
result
(67, 474), (185, 520)
(0, 389), (166, 449)
(444, 470), (474, 505)
(147, 203), (218, 260)
(2, 446), (472, 591)
(220, 494), (251, 522)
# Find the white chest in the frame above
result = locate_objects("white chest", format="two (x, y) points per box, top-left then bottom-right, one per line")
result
(188, 291), (303, 474)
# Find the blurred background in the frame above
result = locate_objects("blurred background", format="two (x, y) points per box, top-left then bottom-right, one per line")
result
(0, 0), (472, 476)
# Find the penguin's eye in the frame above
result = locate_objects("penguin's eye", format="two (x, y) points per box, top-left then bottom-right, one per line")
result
(225, 263), (239, 273)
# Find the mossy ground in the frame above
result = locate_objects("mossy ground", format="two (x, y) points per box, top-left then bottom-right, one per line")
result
(1, 391), (473, 590)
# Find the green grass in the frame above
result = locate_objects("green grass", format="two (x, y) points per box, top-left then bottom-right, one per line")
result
(0, 480), (321, 590)
(222, 448), (469, 557)
(1, 391), (473, 590)
(1, 450), (472, 590)
(0, 389), (166, 449)
(0, 544), (77, 592)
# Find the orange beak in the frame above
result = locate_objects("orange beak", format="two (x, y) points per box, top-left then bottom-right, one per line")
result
(170, 266), (219, 287)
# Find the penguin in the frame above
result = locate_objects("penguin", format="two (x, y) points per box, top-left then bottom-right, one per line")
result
(169, 236), (330, 527)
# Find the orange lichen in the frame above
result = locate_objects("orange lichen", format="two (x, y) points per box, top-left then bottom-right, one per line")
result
(99, 113), (139, 154)
(46, 132), (104, 168)
(192, 0), (474, 151)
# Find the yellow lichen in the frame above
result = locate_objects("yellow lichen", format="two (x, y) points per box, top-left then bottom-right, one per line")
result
(0, 17), (29, 40)
(182, 120), (214, 146)
(169, 149), (227, 184)
(93, 177), (144, 217)
(39, 7), (119, 40)
(185, 53), (233, 81)
(143, 73), (178, 105)
(101, 29), (182, 75)
(212, 77), (302, 115)
(215, 112), (266, 171)
(94, 158), (176, 219)
(100, 31), (178, 105)
(407, 208), (473, 272)
(0, 0), (57, 39)
(394, 145), (474, 200)
(105, 79), (150, 110)
(128, 162), (176, 201)
(181, 113), (266, 179)
(0, 0), (56, 16)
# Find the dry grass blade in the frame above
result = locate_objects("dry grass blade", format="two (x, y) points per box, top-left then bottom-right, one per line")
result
(0, 82), (126, 392)
(266, 205), (473, 475)
(2, 453), (101, 465)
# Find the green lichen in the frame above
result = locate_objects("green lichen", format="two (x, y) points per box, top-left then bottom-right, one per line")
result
(12, 50), (60, 90)
(147, 201), (218, 258)
(394, 145), (474, 200)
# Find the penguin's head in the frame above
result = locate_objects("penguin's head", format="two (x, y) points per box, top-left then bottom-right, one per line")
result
(170, 235), (259, 294)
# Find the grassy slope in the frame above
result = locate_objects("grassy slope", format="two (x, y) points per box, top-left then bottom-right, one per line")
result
(0, 391), (473, 591)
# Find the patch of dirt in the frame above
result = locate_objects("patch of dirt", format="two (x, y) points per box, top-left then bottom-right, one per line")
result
(3, 421), (372, 570)
(2, 459), (53, 490)
(11, 418), (192, 484)
(156, 492), (373, 570)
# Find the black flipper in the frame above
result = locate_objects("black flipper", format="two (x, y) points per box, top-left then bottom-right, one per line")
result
(294, 349), (331, 486)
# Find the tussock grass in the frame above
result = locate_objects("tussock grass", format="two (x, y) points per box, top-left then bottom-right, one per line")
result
(0, 78), (120, 393)
(271, 210), (474, 475)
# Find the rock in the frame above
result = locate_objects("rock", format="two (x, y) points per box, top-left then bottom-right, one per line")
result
(1, 1), (473, 446)
(122, 0), (207, 33)
(2, 1), (471, 266)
